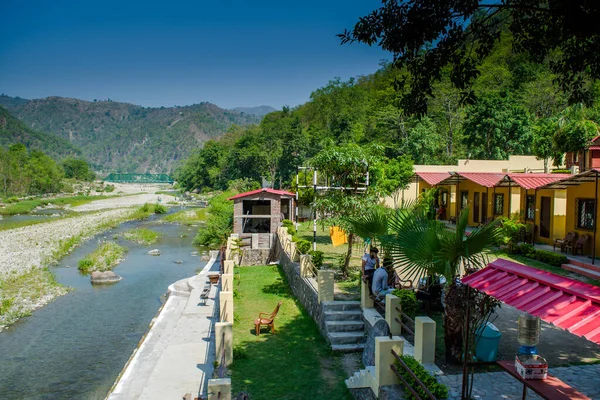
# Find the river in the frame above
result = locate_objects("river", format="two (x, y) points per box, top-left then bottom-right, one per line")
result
(0, 217), (206, 399)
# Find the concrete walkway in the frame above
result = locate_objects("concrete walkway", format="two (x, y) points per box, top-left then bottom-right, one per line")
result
(438, 363), (600, 399)
(107, 253), (220, 400)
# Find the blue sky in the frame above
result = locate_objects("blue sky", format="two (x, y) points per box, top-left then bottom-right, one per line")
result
(0, 0), (389, 109)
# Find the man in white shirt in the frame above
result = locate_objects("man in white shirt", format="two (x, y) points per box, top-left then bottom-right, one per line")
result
(372, 264), (394, 301)
(362, 247), (379, 295)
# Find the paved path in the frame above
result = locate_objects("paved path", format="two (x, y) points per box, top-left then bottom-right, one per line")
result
(107, 253), (220, 400)
(438, 364), (600, 399)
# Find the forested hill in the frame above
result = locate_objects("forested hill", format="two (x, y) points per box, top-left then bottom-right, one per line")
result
(0, 106), (81, 160)
(0, 95), (262, 173)
(175, 32), (600, 192)
(232, 106), (276, 116)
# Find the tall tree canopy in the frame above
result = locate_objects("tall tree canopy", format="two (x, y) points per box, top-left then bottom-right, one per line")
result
(340, 1), (600, 114)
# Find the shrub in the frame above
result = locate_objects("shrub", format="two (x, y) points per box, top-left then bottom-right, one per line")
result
(6, 197), (19, 203)
(140, 203), (150, 212)
(516, 243), (535, 258)
(531, 249), (568, 267)
(78, 258), (94, 272)
(309, 250), (324, 268)
(391, 289), (418, 318)
(154, 203), (167, 214)
(296, 240), (311, 254)
(104, 184), (115, 193)
(282, 219), (297, 236)
(552, 169), (572, 174)
(0, 298), (13, 315)
(395, 355), (449, 400)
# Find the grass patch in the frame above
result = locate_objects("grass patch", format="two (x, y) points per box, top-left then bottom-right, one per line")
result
(0, 195), (118, 215)
(162, 208), (208, 224)
(0, 268), (68, 330)
(130, 202), (169, 220)
(78, 241), (127, 273)
(231, 265), (352, 400)
(123, 228), (161, 245)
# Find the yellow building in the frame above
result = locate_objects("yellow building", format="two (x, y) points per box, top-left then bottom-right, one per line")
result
(542, 169), (600, 261)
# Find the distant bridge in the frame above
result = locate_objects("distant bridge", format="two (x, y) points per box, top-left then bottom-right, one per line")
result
(104, 173), (174, 184)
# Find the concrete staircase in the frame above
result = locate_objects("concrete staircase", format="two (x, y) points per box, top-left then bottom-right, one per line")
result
(562, 258), (600, 280)
(345, 366), (375, 389)
(323, 301), (365, 352)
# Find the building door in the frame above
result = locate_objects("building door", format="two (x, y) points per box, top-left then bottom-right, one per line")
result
(473, 192), (480, 223)
(540, 197), (551, 238)
(481, 192), (488, 223)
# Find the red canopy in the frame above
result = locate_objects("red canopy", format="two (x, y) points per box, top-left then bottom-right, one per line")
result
(505, 173), (572, 190)
(415, 172), (451, 186)
(458, 172), (505, 188)
(462, 259), (600, 346)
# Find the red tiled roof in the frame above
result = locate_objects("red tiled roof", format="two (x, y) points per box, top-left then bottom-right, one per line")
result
(458, 172), (505, 188)
(228, 188), (295, 200)
(589, 146), (600, 151)
(415, 172), (451, 186)
(463, 259), (600, 346)
(506, 174), (572, 190)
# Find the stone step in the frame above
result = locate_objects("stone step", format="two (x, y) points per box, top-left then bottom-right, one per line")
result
(323, 310), (363, 322)
(562, 263), (600, 280)
(321, 300), (361, 312)
(331, 343), (365, 353)
(327, 331), (365, 345)
(345, 367), (375, 389)
(325, 320), (364, 333)
(566, 258), (600, 273)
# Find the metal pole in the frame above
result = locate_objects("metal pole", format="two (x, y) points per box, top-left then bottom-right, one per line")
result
(313, 169), (317, 252)
(461, 285), (472, 400)
(493, 186), (496, 217)
(508, 180), (512, 218)
(594, 171), (598, 264)
(533, 189), (537, 248)
(486, 187), (489, 223)
(456, 176), (460, 219)
(295, 168), (299, 229)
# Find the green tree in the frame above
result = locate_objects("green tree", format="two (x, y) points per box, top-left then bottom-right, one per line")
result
(310, 144), (382, 277)
(62, 158), (94, 181)
(532, 118), (559, 173)
(340, 1), (600, 114)
(463, 93), (532, 159)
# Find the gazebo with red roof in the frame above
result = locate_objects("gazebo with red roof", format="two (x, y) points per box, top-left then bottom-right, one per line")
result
(228, 188), (295, 236)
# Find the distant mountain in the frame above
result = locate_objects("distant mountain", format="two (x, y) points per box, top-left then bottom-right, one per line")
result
(0, 95), (261, 173)
(232, 105), (276, 117)
(0, 106), (81, 160)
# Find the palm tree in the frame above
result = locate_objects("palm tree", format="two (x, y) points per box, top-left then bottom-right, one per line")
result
(344, 204), (501, 362)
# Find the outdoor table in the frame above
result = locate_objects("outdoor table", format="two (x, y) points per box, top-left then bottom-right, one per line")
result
(496, 360), (590, 400)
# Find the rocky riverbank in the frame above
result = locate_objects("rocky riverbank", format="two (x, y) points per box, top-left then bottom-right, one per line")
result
(0, 206), (145, 331)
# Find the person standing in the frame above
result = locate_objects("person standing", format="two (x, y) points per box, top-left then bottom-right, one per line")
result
(362, 247), (379, 295)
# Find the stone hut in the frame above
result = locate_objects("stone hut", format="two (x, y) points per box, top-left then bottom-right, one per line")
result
(229, 188), (295, 237)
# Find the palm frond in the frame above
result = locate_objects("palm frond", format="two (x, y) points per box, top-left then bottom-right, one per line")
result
(343, 205), (391, 242)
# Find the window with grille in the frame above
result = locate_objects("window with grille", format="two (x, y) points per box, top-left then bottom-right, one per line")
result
(526, 195), (535, 221)
(577, 199), (595, 230)
(494, 194), (504, 215)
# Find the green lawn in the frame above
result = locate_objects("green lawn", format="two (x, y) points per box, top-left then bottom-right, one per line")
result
(231, 265), (352, 400)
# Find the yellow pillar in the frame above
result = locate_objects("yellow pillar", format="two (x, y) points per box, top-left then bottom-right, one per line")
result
(223, 260), (234, 275)
(207, 378), (231, 400)
(375, 336), (404, 387)
(215, 322), (233, 366)
(414, 316), (436, 364)
(318, 270), (334, 303)
(219, 291), (234, 323)
(221, 273), (233, 292)
(385, 294), (402, 336)
(289, 242), (297, 261)
(361, 279), (374, 309)
(300, 254), (311, 277)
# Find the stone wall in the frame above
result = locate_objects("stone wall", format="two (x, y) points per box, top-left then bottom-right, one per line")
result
(239, 249), (270, 266)
(275, 239), (326, 335)
(350, 385), (404, 400)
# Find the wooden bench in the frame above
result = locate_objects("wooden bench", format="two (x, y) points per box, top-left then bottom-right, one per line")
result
(496, 360), (590, 400)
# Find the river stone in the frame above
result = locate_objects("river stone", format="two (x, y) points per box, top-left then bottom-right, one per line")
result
(174, 260), (183, 264)
(148, 249), (160, 256)
(191, 251), (198, 256)
(90, 271), (122, 284)
(201, 255), (210, 261)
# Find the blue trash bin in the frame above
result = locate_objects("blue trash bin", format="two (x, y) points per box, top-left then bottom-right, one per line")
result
(475, 322), (501, 362)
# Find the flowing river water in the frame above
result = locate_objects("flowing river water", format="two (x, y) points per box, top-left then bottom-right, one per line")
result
(0, 216), (206, 399)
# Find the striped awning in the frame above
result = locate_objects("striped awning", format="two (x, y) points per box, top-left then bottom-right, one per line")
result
(463, 259), (600, 346)
(414, 172), (452, 186)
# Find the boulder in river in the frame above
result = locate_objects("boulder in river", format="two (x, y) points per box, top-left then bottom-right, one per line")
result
(148, 249), (161, 256)
(191, 251), (198, 256)
(201, 255), (210, 261)
(174, 260), (183, 264)
(90, 271), (122, 284)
